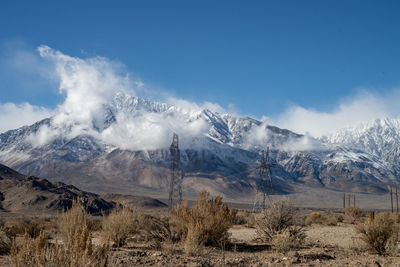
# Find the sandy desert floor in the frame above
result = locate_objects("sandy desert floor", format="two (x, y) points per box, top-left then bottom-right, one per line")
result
(1, 217), (399, 267)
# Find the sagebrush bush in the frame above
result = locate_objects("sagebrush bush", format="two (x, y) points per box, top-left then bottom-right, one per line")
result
(102, 203), (140, 247)
(344, 207), (363, 224)
(256, 198), (305, 251)
(256, 198), (297, 240)
(271, 227), (305, 253)
(357, 212), (399, 255)
(171, 191), (237, 255)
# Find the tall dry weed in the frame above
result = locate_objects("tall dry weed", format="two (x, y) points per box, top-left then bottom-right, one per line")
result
(102, 203), (140, 247)
(10, 199), (109, 267)
(10, 229), (108, 267)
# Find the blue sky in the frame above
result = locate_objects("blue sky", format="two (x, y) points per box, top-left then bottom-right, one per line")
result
(1, 1), (400, 135)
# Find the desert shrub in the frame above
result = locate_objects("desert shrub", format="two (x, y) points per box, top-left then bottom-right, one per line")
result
(256, 198), (305, 251)
(234, 210), (250, 225)
(271, 227), (305, 253)
(390, 212), (400, 223)
(171, 191), (237, 255)
(87, 216), (103, 231)
(305, 212), (338, 226)
(58, 199), (108, 265)
(102, 204), (140, 247)
(12, 200), (108, 267)
(247, 214), (256, 228)
(0, 231), (11, 255)
(10, 230), (108, 267)
(58, 199), (89, 244)
(357, 212), (399, 255)
(344, 207), (363, 223)
(139, 215), (174, 243)
(324, 213), (338, 226)
(4, 217), (42, 239)
(256, 198), (297, 240)
(305, 212), (323, 225)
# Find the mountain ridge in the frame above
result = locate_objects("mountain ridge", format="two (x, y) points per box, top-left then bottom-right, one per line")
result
(0, 93), (398, 198)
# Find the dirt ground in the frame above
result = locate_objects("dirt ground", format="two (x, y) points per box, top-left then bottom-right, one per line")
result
(1, 221), (399, 267)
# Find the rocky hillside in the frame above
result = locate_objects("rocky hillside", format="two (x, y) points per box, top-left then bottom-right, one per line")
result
(0, 163), (114, 214)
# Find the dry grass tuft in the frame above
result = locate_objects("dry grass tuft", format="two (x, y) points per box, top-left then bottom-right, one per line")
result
(256, 198), (305, 251)
(171, 191), (237, 255)
(357, 212), (399, 255)
(102, 203), (140, 247)
(11, 200), (108, 267)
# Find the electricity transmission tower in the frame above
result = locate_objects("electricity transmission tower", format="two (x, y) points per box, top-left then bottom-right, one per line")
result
(168, 133), (182, 209)
(253, 147), (274, 212)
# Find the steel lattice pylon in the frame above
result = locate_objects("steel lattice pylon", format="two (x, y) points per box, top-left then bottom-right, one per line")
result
(168, 133), (182, 209)
(253, 147), (273, 212)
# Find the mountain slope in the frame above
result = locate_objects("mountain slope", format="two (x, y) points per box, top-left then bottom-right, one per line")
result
(0, 163), (114, 214)
(0, 93), (398, 198)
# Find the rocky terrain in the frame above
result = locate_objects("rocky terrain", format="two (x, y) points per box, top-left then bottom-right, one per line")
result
(0, 163), (114, 214)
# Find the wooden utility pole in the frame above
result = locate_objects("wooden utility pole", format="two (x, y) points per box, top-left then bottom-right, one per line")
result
(396, 187), (399, 213)
(348, 194), (350, 207)
(353, 195), (356, 208)
(343, 192), (346, 209)
(390, 186), (394, 213)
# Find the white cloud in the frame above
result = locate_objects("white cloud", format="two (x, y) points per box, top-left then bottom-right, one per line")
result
(6, 45), (400, 152)
(166, 97), (226, 114)
(24, 46), (211, 149)
(275, 90), (400, 138)
(37, 45), (135, 125)
(0, 102), (54, 133)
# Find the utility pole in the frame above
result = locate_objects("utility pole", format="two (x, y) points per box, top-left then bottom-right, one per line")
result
(348, 194), (350, 208)
(168, 133), (182, 209)
(353, 195), (356, 208)
(396, 187), (399, 213)
(390, 186), (394, 213)
(253, 147), (273, 212)
(343, 193), (346, 209)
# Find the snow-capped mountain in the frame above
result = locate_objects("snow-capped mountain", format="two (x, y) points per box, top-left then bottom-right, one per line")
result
(0, 93), (398, 198)
(323, 118), (400, 172)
